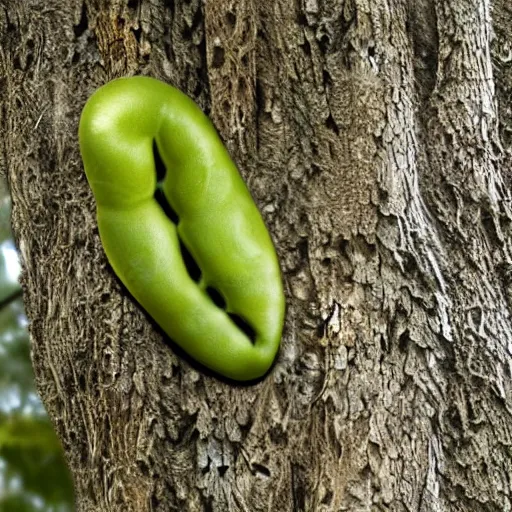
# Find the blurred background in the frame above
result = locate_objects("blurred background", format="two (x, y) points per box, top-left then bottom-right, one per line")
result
(0, 177), (74, 511)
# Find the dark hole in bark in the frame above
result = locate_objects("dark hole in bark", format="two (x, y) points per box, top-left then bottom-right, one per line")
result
(212, 46), (225, 68)
(228, 313), (256, 343)
(252, 463), (270, 477)
(398, 329), (409, 351)
(154, 187), (179, 224)
(153, 139), (167, 182)
(132, 26), (142, 42)
(179, 239), (201, 282)
(325, 113), (340, 135)
(73, 2), (88, 37)
(321, 490), (333, 505)
(137, 459), (150, 477)
(206, 287), (226, 309)
(226, 11), (236, 27)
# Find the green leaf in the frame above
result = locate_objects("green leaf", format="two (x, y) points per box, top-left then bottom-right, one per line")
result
(0, 414), (61, 450)
(0, 415), (74, 506)
(0, 494), (36, 512)
(0, 298), (33, 393)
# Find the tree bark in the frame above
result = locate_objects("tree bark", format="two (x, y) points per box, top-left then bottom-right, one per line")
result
(2, 0), (512, 510)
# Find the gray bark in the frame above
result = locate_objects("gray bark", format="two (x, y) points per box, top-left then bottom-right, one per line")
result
(1, 0), (512, 510)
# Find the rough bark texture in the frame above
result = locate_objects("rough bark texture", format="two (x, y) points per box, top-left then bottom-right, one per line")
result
(1, 0), (512, 510)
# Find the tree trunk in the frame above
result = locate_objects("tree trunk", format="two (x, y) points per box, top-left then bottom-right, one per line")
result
(2, 0), (512, 510)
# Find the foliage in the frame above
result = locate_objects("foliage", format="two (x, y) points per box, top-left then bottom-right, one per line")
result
(0, 178), (74, 511)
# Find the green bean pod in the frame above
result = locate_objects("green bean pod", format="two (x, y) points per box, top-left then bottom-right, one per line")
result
(78, 76), (285, 381)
